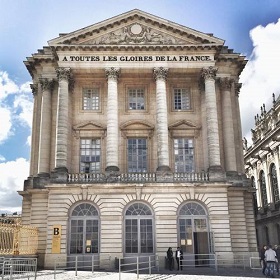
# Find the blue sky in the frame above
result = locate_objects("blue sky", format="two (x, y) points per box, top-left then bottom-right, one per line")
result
(0, 0), (280, 212)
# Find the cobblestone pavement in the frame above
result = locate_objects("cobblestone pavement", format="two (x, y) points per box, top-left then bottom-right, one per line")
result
(33, 267), (278, 280)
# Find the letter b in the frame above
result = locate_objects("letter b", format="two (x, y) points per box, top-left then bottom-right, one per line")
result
(54, 228), (60, 235)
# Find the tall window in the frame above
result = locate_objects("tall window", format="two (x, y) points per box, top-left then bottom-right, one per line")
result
(259, 171), (268, 207)
(270, 163), (279, 203)
(128, 88), (145, 110)
(80, 139), (101, 173)
(127, 138), (147, 172)
(83, 88), (99, 110)
(69, 203), (99, 254)
(173, 88), (191, 110)
(125, 202), (154, 254)
(178, 202), (211, 256)
(174, 138), (194, 172)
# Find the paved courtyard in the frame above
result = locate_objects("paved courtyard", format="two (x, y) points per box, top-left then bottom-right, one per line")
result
(34, 267), (273, 280)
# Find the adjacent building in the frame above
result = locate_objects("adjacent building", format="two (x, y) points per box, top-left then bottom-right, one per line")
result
(244, 94), (280, 248)
(19, 9), (257, 268)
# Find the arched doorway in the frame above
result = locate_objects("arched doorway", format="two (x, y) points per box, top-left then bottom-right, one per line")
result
(68, 202), (99, 267)
(124, 202), (154, 255)
(178, 201), (211, 266)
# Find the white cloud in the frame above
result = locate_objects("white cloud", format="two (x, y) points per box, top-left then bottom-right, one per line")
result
(0, 71), (32, 144)
(0, 155), (5, 162)
(0, 107), (12, 143)
(0, 158), (29, 212)
(239, 19), (280, 144)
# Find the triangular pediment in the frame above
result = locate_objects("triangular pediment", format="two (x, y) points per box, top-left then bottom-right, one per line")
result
(169, 120), (199, 130)
(73, 121), (106, 131)
(120, 120), (154, 131)
(48, 9), (224, 47)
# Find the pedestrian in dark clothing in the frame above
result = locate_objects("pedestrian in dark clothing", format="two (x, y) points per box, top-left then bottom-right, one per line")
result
(175, 247), (183, 270)
(259, 245), (267, 275)
(166, 247), (174, 270)
(274, 244), (280, 275)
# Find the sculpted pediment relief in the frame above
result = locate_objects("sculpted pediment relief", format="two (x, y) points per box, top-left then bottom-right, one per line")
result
(48, 9), (224, 47)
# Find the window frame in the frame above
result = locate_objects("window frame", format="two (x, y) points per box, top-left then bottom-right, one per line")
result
(172, 87), (192, 111)
(82, 88), (100, 111)
(68, 203), (100, 255)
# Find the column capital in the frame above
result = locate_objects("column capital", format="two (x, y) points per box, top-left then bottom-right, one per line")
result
(201, 66), (217, 81)
(218, 77), (234, 90)
(39, 78), (54, 92)
(234, 82), (242, 97)
(30, 83), (38, 96)
(153, 67), (168, 81)
(105, 67), (120, 81)
(56, 67), (72, 81)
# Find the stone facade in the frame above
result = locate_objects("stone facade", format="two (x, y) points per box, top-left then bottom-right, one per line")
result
(244, 94), (280, 249)
(19, 9), (257, 269)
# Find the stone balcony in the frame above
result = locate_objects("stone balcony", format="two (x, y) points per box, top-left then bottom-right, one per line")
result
(67, 171), (209, 184)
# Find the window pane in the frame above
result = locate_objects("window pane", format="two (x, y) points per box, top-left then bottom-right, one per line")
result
(173, 88), (191, 110)
(128, 89), (145, 110)
(260, 171), (268, 207)
(270, 164), (279, 203)
(80, 139), (101, 173)
(174, 138), (194, 172)
(83, 88), (99, 110)
(127, 138), (147, 172)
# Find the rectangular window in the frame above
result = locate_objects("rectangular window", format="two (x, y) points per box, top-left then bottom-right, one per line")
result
(173, 88), (191, 110)
(80, 139), (101, 173)
(174, 138), (194, 172)
(83, 88), (99, 110)
(128, 88), (145, 110)
(127, 138), (147, 172)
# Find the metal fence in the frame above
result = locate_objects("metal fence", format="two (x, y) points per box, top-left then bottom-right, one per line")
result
(118, 255), (159, 280)
(0, 223), (38, 255)
(1, 258), (37, 280)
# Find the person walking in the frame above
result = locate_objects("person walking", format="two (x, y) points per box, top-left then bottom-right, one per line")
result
(259, 245), (267, 275)
(175, 246), (183, 270)
(166, 247), (174, 270)
(265, 245), (277, 277)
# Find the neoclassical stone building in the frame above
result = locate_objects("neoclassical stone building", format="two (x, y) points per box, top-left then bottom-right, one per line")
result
(244, 94), (280, 248)
(19, 9), (257, 268)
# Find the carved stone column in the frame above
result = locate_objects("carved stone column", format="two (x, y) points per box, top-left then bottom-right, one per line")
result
(154, 67), (170, 171)
(219, 77), (237, 172)
(54, 67), (71, 172)
(201, 67), (222, 172)
(29, 83), (38, 177)
(38, 78), (54, 175)
(105, 67), (120, 171)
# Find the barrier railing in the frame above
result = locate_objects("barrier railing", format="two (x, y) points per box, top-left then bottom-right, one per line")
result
(1, 258), (37, 279)
(118, 255), (159, 280)
(53, 255), (105, 279)
(0, 223), (38, 255)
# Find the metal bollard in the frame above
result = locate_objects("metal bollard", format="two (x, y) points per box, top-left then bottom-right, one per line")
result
(137, 256), (139, 279)
(92, 255), (94, 273)
(149, 256), (151, 275)
(75, 256), (78, 276)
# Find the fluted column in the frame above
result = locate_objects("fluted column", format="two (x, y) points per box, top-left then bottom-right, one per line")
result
(220, 77), (237, 172)
(55, 68), (71, 171)
(38, 78), (54, 175)
(154, 67), (170, 171)
(29, 83), (38, 176)
(201, 67), (221, 169)
(105, 67), (120, 171)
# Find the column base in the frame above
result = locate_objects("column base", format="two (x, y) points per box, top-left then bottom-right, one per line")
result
(105, 166), (119, 172)
(50, 167), (68, 183)
(156, 165), (171, 172)
(208, 165), (226, 182)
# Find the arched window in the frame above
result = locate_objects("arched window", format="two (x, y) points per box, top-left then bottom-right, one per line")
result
(69, 203), (99, 254)
(124, 202), (154, 254)
(259, 171), (268, 207)
(178, 201), (211, 258)
(270, 163), (279, 203)
(251, 176), (258, 215)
